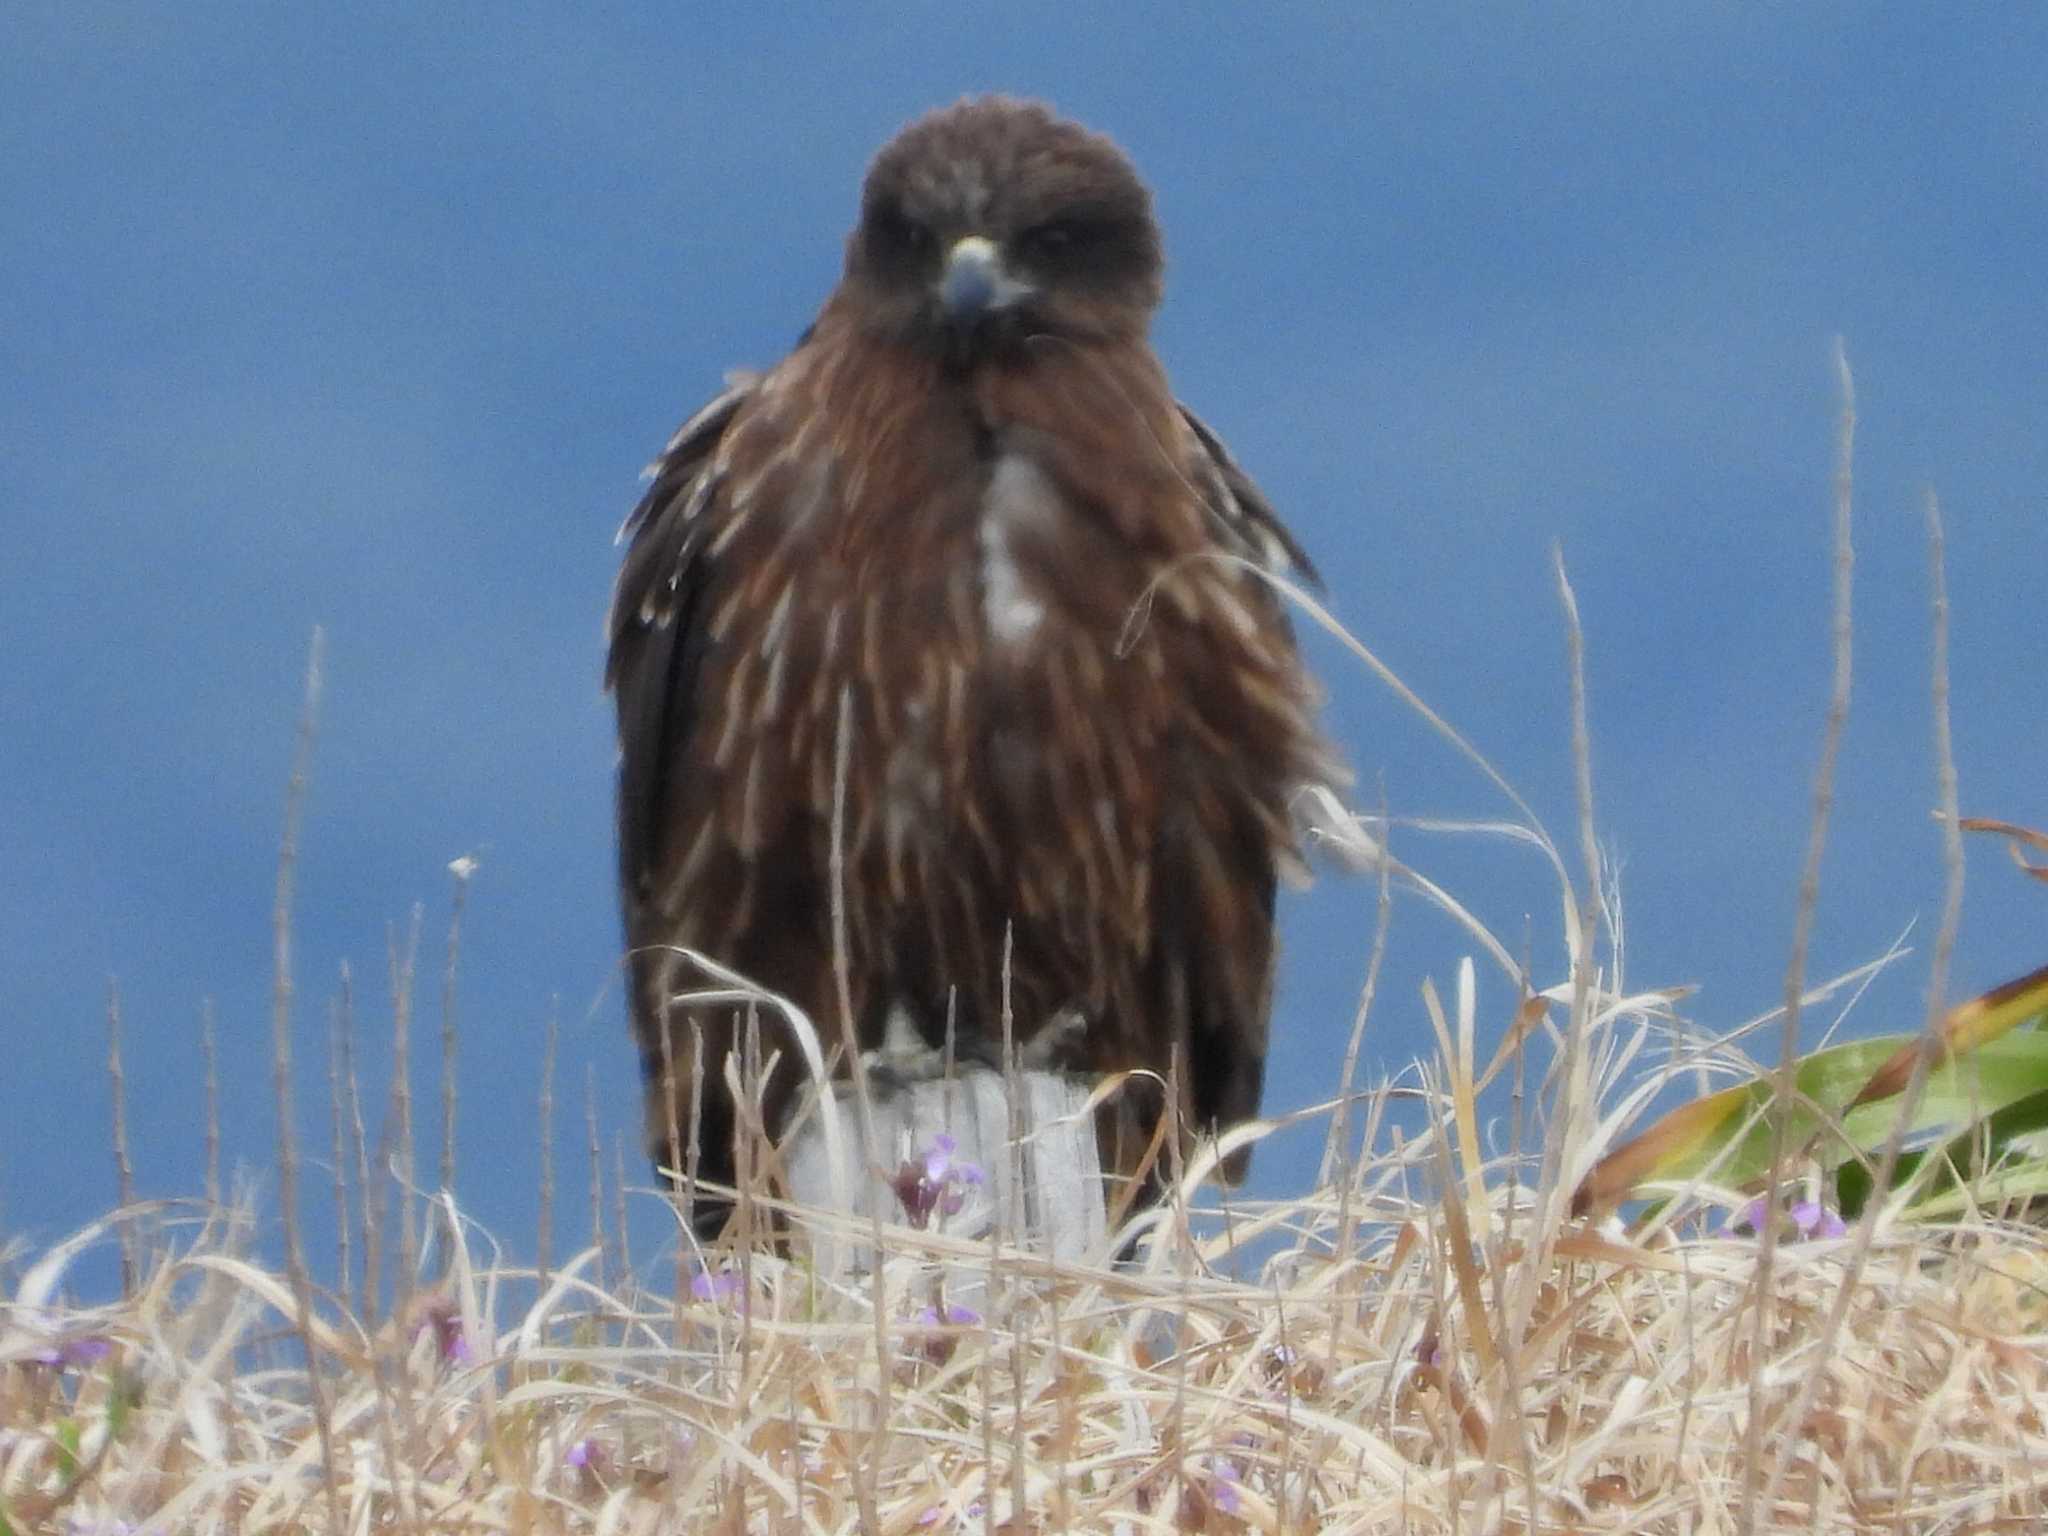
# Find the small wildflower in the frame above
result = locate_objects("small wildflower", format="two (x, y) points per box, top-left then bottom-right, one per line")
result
(1724, 1192), (1846, 1242)
(1725, 1197), (1770, 1237)
(1789, 1199), (1848, 1239)
(413, 1296), (472, 1365)
(689, 1266), (740, 1302)
(891, 1132), (987, 1228)
(1208, 1456), (1244, 1516)
(564, 1437), (599, 1471)
(911, 1299), (985, 1364)
(34, 1334), (113, 1370)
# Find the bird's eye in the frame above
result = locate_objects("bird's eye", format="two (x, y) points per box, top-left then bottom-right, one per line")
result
(1019, 220), (1084, 262)
(874, 204), (934, 264)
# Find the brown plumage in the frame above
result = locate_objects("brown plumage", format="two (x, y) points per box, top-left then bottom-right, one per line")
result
(606, 97), (1335, 1229)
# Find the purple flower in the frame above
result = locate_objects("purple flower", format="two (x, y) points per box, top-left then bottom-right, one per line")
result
(34, 1334), (113, 1370)
(1789, 1199), (1848, 1239)
(1725, 1197), (1770, 1237)
(413, 1297), (472, 1365)
(891, 1133), (986, 1228)
(1724, 1192), (1847, 1242)
(1208, 1456), (1243, 1516)
(689, 1266), (739, 1302)
(911, 1299), (985, 1363)
(564, 1437), (597, 1470)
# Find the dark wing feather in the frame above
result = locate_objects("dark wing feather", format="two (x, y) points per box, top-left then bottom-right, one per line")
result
(605, 378), (754, 899)
(1176, 403), (1319, 584)
(1171, 402), (1325, 1181)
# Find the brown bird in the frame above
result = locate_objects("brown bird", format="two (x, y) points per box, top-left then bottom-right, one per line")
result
(606, 97), (1335, 1232)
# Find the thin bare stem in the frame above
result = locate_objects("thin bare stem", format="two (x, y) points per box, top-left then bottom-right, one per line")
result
(1543, 545), (1602, 1217)
(1921, 486), (1966, 1017)
(270, 625), (341, 1536)
(1320, 778), (1394, 1191)
(439, 856), (475, 1193)
(328, 995), (351, 1304)
(387, 904), (423, 1288)
(613, 1132), (632, 1279)
(1760, 483), (1969, 1516)
(587, 1062), (608, 1290)
(1745, 339), (1856, 1530)
(831, 681), (887, 1536)
(538, 995), (557, 1292)
(106, 977), (135, 1297)
(200, 996), (221, 1210)
(338, 961), (378, 1324)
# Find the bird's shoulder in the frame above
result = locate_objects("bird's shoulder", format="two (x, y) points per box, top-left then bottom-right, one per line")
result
(603, 369), (771, 680)
(1173, 402), (1317, 588)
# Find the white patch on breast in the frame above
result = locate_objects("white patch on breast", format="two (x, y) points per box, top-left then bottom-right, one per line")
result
(979, 454), (1053, 648)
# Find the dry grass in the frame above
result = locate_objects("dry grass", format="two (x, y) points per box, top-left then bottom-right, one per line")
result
(10, 347), (2046, 1533)
(9, 1060), (2048, 1534)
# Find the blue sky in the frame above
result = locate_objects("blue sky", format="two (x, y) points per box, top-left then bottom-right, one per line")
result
(5, 7), (2043, 1278)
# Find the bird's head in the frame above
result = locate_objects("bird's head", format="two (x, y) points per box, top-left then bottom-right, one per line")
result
(841, 96), (1164, 361)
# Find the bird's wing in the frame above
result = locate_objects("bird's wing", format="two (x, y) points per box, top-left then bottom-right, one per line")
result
(1175, 402), (1319, 586)
(1166, 403), (1330, 1182)
(604, 377), (756, 902)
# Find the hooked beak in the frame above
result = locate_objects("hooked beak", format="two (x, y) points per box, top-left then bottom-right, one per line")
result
(940, 235), (1032, 323)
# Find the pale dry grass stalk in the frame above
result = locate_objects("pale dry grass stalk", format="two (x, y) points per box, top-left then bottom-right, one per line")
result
(326, 996), (350, 1303)
(585, 1062), (607, 1290)
(832, 679), (890, 1536)
(611, 1133), (631, 1279)
(537, 995), (557, 1292)
(1745, 341), (1858, 1527)
(1755, 479), (1975, 1518)
(337, 960), (378, 1326)
(1319, 777), (1395, 1195)
(18, 937), (2048, 1532)
(268, 624), (341, 1536)
(200, 996), (221, 1210)
(440, 856), (475, 1195)
(386, 902), (423, 1291)
(105, 978), (135, 1298)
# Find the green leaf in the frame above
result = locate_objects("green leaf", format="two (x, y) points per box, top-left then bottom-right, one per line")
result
(1579, 971), (2048, 1215)
(1840, 1082), (2048, 1219)
(55, 1415), (82, 1484)
(106, 1367), (144, 1441)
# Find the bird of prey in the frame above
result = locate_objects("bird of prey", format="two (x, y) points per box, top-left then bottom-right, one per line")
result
(606, 96), (1335, 1230)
